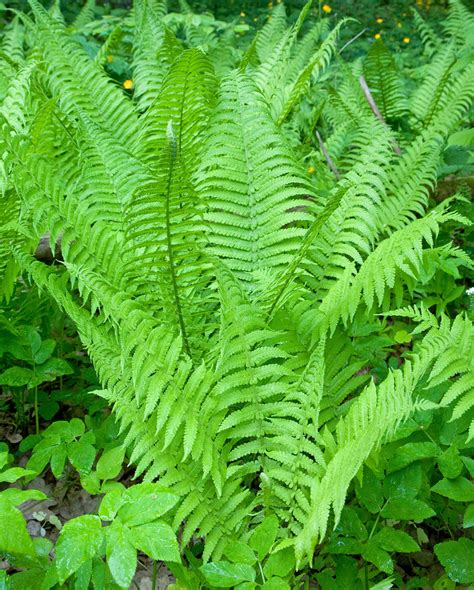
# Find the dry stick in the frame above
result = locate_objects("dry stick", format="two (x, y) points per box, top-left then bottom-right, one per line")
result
(315, 130), (341, 180)
(338, 27), (368, 54)
(358, 75), (402, 156)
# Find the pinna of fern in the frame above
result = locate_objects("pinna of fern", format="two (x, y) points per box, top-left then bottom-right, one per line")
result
(0, 0), (473, 569)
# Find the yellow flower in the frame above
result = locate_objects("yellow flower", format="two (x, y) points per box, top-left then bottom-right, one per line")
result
(322, 4), (331, 14)
(123, 79), (133, 90)
(106, 54), (113, 63)
(376, 17), (383, 23)
(307, 166), (316, 174)
(374, 33), (381, 40)
(403, 36), (410, 43)
(240, 11), (246, 17)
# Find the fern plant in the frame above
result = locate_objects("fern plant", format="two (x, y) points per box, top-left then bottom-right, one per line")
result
(0, 0), (473, 569)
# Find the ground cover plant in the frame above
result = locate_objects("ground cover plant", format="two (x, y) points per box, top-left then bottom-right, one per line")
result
(0, 0), (473, 588)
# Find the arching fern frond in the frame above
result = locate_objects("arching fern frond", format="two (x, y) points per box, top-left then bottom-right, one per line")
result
(196, 71), (315, 290)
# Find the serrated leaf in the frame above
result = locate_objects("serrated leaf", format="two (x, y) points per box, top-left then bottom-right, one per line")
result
(223, 541), (257, 565)
(0, 489), (47, 506)
(438, 447), (463, 479)
(464, 504), (474, 528)
(362, 543), (393, 574)
(68, 439), (96, 474)
(386, 442), (440, 473)
(263, 547), (295, 578)
(0, 497), (36, 558)
(0, 467), (36, 484)
(0, 366), (33, 387)
(130, 521), (180, 562)
(200, 562), (255, 588)
(249, 515), (279, 560)
(261, 578), (290, 590)
(372, 527), (419, 552)
(432, 477), (474, 502)
(106, 520), (137, 589)
(95, 446), (124, 481)
(55, 515), (104, 583)
(381, 499), (435, 521)
(118, 484), (179, 526)
(434, 539), (474, 583)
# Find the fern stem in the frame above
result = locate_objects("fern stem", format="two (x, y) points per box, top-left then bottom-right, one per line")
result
(165, 122), (190, 356)
(152, 561), (157, 590)
(315, 130), (340, 179)
(359, 75), (402, 155)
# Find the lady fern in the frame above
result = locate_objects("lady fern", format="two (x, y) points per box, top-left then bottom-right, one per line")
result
(0, 0), (473, 569)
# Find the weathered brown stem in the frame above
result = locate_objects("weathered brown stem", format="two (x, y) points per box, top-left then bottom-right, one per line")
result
(315, 130), (341, 180)
(359, 75), (402, 156)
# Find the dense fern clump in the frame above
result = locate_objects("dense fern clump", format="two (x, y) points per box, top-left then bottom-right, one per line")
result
(0, 0), (473, 567)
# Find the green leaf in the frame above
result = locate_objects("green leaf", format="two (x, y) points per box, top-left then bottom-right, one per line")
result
(0, 451), (9, 470)
(384, 463), (422, 499)
(386, 442), (440, 473)
(432, 477), (474, 502)
(0, 467), (36, 484)
(0, 497), (36, 558)
(263, 547), (295, 579)
(50, 445), (67, 478)
(69, 419), (85, 438)
(80, 471), (102, 495)
(118, 484), (179, 526)
(68, 439), (96, 474)
(106, 520), (137, 589)
(0, 489), (47, 506)
(438, 447), (463, 479)
(462, 456), (474, 477)
(55, 515), (104, 583)
(362, 543), (393, 574)
(223, 541), (257, 565)
(130, 521), (180, 562)
(261, 578), (290, 590)
(356, 467), (383, 513)
(34, 339), (56, 364)
(95, 446), (125, 481)
(434, 539), (474, 583)
(32, 358), (73, 385)
(249, 515), (279, 560)
(99, 486), (126, 521)
(464, 504), (474, 528)
(0, 367), (33, 387)
(372, 527), (420, 553)
(381, 499), (435, 521)
(199, 562), (255, 588)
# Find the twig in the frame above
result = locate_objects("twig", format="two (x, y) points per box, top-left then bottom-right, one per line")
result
(338, 27), (368, 54)
(315, 130), (341, 179)
(358, 75), (402, 155)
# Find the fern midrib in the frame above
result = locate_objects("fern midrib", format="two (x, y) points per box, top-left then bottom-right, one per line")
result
(165, 134), (190, 357)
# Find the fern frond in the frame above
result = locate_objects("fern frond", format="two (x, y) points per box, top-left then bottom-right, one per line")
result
(73, 0), (96, 30)
(412, 9), (441, 57)
(196, 71), (315, 290)
(139, 48), (216, 173)
(363, 39), (407, 120)
(28, 0), (140, 146)
(295, 329), (447, 562)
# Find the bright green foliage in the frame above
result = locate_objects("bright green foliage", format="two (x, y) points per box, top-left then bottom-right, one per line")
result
(0, 0), (472, 577)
